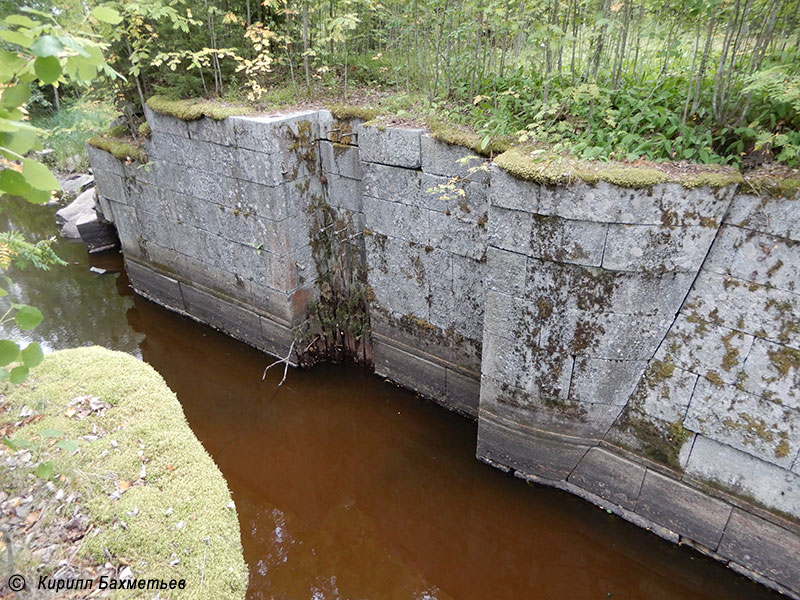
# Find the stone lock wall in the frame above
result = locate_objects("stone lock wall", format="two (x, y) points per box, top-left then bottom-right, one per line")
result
(89, 105), (800, 598)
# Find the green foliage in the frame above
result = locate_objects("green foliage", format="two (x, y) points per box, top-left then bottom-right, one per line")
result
(0, 3), (119, 385)
(31, 96), (117, 172)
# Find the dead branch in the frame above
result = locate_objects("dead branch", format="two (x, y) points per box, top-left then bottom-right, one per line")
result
(262, 341), (295, 386)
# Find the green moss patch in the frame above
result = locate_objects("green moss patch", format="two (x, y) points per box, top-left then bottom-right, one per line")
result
(427, 118), (510, 157)
(0, 347), (248, 599)
(495, 146), (744, 190)
(326, 103), (381, 121)
(147, 95), (252, 121)
(87, 134), (148, 165)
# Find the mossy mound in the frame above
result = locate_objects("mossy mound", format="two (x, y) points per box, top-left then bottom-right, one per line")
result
(0, 347), (248, 599)
(87, 134), (147, 165)
(326, 103), (381, 122)
(495, 147), (744, 190)
(427, 118), (510, 157)
(147, 95), (252, 121)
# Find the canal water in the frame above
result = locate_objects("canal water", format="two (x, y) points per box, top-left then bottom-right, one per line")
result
(2, 197), (782, 600)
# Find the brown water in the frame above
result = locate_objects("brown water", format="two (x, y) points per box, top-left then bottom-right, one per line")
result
(2, 197), (782, 600)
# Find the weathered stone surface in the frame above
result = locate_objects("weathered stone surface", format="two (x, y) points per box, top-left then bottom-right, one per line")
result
(76, 211), (118, 253)
(138, 207), (178, 252)
(536, 309), (672, 360)
(739, 338), (800, 410)
(155, 161), (240, 207)
(529, 215), (608, 266)
(324, 174), (363, 213)
(704, 225), (800, 294)
(602, 224), (717, 272)
(685, 377), (800, 468)
(525, 258), (693, 317)
(144, 104), (190, 137)
(372, 335), (447, 400)
(450, 255), (485, 340)
(239, 177), (318, 221)
(421, 136), (488, 183)
(568, 447), (646, 510)
(444, 368), (480, 418)
(359, 124), (422, 168)
(655, 315), (754, 385)
(363, 196), (429, 245)
(93, 170), (126, 204)
(362, 162), (421, 204)
(657, 183), (736, 227)
(87, 145), (124, 175)
(718, 509), (800, 592)
(319, 140), (362, 180)
(365, 236), (431, 319)
(477, 407), (592, 480)
(630, 362), (698, 423)
(231, 111), (319, 154)
(420, 173), (488, 217)
(487, 206), (533, 255)
(151, 132), (235, 177)
(232, 146), (314, 187)
(428, 210), (487, 260)
(569, 357), (647, 406)
(107, 201), (145, 259)
(685, 434), (800, 519)
(485, 247), (527, 298)
(181, 283), (263, 348)
(488, 164), (539, 212)
(318, 110), (362, 145)
(126, 260), (185, 311)
(724, 191), (800, 242)
(95, 195), (114, 223)
(187, 116), (236, 146)
(684, 270), (800, 349)
(636, 469), (732, 549)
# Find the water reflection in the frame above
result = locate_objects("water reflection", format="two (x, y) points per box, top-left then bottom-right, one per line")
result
(0, 197), (142, 355)
(3, 198), (782, 600)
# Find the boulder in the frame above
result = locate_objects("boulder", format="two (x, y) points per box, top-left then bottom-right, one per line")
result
(60, 173), (94, 198)
(56, 188), (96, 237)
(76, 211), (118, 253)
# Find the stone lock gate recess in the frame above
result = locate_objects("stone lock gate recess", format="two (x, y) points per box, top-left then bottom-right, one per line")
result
(87, 103), (800, 597)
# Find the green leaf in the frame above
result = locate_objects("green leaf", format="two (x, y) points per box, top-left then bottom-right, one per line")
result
(14, 305), (43, 330)
(0, 169), (31, 196)
(4, 128), (40, 156)
(21, 342), (43, 368)
(56, 439), (78, 453)
(3, 435), (32, 450)
(1, 84), (31, 109)
(0, 340), (20, 366)
(0, 30), (34, 48)
(35, 461), (54, 479)
(34, 56), (61, 84)
(21, 158), (59, 191)
(5, 15), (39, 27)
(0, 367), (8, 382)
(91, 5), (123, 24)
(0, 288), (7, 297)
(39, 428), (63, 438)
(9, 365), (29, 384)
(30, 35), (62, 58)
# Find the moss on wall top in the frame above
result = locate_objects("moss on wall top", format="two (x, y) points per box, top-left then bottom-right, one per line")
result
(495, 147), (744, 190)
(87, 126), (148, 164)
(147, 95), (253, 121)
(326, 103), (381, 121)
(0, 347), (249, 599)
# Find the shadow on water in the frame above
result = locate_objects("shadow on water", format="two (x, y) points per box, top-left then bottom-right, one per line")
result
(3, 196), (783, 599)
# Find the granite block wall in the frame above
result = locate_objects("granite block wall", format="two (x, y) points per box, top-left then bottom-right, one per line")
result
(89, 105), (800, 598)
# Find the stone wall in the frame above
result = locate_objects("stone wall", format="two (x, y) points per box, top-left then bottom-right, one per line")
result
(88, 105), (800, 598)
